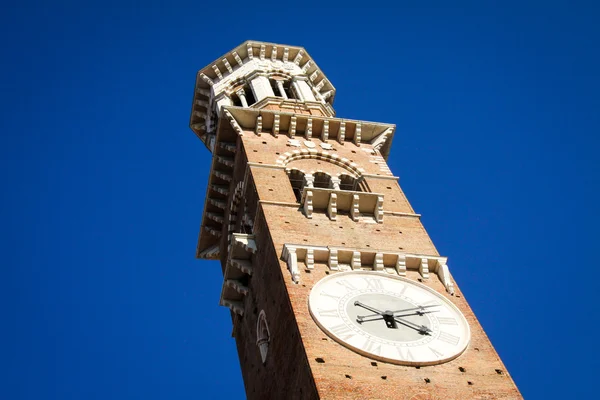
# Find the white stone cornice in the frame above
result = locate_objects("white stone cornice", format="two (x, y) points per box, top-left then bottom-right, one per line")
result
(232, 51), (243, 67)
(280, 244), (454, 292)
(282, 245), (300, 284)
(212, 65), (223, 80)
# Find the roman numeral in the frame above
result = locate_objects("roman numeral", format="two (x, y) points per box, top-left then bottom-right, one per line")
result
(320, 291), (342, 301)
(438, 331), (460, 346)
(363, 277), (384, 290)
(330, 324), (355, 341)
(336, 279), (357, 292)
(428, 346), (444, 358)
(318, 309), (339, 318)
(437, 317), (458, 326)
(396, 283), (408, 295)
(363, 339), (381, 356)
(396, 346), (415, 361)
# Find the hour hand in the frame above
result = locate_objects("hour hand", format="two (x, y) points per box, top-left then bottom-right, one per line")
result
(393, 316), (432, 335)
(354, 301), (384, 316)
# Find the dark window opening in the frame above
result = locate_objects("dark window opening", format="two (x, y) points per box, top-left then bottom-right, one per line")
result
(313, 172), (331, 189)
(246, 87), (257, 105)
(288, 169), (305, 202)
(339, 175), (359, 191)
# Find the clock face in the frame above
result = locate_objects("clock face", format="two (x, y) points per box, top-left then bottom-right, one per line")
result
(309, 271), (470, 365)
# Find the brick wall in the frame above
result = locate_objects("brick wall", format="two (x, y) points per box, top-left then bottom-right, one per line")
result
(222, 127), (521, 399)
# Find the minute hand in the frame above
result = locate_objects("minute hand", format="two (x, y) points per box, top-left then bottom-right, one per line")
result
(391, 304), (439, 315)
(393, 316), (432, 335)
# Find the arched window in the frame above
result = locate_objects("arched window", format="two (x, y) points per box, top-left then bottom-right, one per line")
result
(313, 172), (332, 189)
(288, 169), (305, 202)
(231, 85), (257, 107)
(270, 78), (293, 99)
(339, 174), (360, 191)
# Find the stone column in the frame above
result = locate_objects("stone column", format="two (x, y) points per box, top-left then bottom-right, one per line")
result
(303, 174), (314, 189)
(236, 89), (248, 107)
(330, 177), (341, 190)
(276, 80), (288, 99)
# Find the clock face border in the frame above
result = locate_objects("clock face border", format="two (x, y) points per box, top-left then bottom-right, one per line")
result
(308, 271), (471, 366)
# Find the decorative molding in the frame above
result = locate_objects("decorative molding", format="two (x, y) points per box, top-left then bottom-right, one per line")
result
(271, 46), (277, 62)
(276, 149), (362, 178)
(255, 115), (262, 135)
(315, 79), (325, 91)
(322, 120), (329, 142)
(301, 60), (312, 73)
(327, 193), (337, 220)
(436, 260), (455, 295)
(222, 58), (233, 74)
(420, 258), (430, 279)
(338, 122), (346, 144)
(305, 118), (313, 139)
(280, 244), (453, 292)
(220, 233), (257, 316)
(372, 127), (393, 152)
(396, 254), (407, 276)
(273, 114), (280, 137)
(328, 248), (339, 271)
(282, 245), (300, 283)
(232, 51), (243, 67)
(259, 44), (266, 60)
(350, 194), (360, 221)
(300, 187), (383, 222)
(374, 253), (384, 271)
(303, 190), (313, 218)
(293, 50), (304, 65)
(352, 251), (361, 270)
(306, 248), (314, 269)
(354, 123), (362, 145)
(196, 87), (211, 96)
(212, 65), (223, 80)
(289, 116), (297, 137)
(199, 73), (214, 86)
(375, 196), (384, 223)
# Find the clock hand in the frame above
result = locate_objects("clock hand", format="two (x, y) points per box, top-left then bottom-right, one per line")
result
(393, 316), (432, 335)
(394, 309), (439, 318)
(391, 304), (440, 315)
(356, 315), (385, 324)
(354, 301), (384, 315)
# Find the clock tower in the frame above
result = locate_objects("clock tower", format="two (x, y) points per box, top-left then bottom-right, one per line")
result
(190, 41), (522, 399)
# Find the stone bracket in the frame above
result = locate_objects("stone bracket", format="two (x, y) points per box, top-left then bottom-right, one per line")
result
(282, 245), (300, 283)
(219, 233), (258, 314)
(300, 187), (383, 223)
(280, 244), (454, 293)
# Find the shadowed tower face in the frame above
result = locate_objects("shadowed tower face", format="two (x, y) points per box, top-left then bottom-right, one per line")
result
(190, 41), (522, 400)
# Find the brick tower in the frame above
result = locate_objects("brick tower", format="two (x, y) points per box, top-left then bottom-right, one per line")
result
(190, 41), (522, 399)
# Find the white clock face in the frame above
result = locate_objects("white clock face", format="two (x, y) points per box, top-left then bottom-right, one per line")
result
(309, 271), (470, 366)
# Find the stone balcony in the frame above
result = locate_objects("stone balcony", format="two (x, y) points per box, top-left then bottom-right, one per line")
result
(300, 187), (384, 223)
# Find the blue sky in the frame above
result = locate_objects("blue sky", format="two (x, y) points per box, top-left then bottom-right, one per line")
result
(2, 1), (599, 399)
